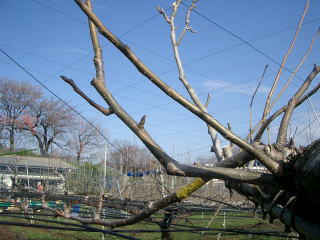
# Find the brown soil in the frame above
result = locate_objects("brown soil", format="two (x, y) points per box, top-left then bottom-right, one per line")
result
(0, 226), (24, 240)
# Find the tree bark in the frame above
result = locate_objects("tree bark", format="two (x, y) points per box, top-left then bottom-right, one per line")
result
(227, 139), (320, 239)
(291, 139), (320, 223)
(9, 127), (14, 151)
(159, 211), (176, 240)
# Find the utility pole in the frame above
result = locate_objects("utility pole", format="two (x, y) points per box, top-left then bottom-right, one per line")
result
(101, 144), (108, 240)
(172, 137), (175, 157)
(104, 143), (107, 189)
(26, 158), (30, 188)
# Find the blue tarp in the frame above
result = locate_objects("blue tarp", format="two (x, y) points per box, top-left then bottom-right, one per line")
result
(72, 204), (80, 213)
(127, 170), (160, 177)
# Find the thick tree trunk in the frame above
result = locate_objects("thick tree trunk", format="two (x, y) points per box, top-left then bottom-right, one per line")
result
(76, 144), (83, 165)
(227, 139), (320, 239)
(161, 231), (173, 240)
(9, 128), (14, 151)
(292, 139), (320, 223)
(159, 211), (176, 240)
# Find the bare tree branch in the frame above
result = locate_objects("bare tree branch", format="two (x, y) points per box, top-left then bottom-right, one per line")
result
(69, 0), (277, 185)
(229, 181), (320, 240)
(56, 2), (320, 238)
(107, 177), (207, 228)
(177, 0), (198, 46)
(71, 73), (277, 184)
(227, 122), (234, 149)
(156, 7), (171, 24)
(267, 28), (320, 113)
(86, 0), (105, 84)
(262, 0), (309, 122)
(307, 97), (320, 125)
(74, 0), (282, 176)
(61, 76), (113, 116)
(204, 93), (211, 109)
(40, 178), (206, 229)
(277, 65), (320, 144)
(254, 81), (320, 141)
(159, 0), (224, 162)
(137, 114), (146, 129)
(249, 65), (268, 143)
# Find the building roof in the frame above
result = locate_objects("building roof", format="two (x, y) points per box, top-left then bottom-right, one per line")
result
(0, 155), (77, 170)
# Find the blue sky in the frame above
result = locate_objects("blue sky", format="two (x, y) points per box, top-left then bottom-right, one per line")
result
(1, 0), (320, 162)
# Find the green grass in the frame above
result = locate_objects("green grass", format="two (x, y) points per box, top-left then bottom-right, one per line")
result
(11, 226), (101, 240)
(0, 211), (287, 240)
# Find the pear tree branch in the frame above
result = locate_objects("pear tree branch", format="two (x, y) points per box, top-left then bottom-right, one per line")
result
(267, 28), (320, 113)
(249, 65), (268, 143)
(261, 0), (309, 122)
(61, 76), (113, 116)
(74, 0), (282, 176)
(254, 81), (320, 141)
(277, 64), (320, 144)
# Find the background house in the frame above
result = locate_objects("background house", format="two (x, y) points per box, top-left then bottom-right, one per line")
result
(0, 155), (76, 190)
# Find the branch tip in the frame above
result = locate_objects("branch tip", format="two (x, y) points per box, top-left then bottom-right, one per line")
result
(60, 75), (73, 84)
(313, 63), (318, 70)
(138, 115), (146, 129)
(204, 93), (211, 109)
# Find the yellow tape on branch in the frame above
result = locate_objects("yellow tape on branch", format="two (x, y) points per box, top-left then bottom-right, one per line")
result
(176, 177), (207, 200)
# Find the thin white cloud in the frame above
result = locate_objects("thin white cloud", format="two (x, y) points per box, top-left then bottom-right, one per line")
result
(96, 5), (110, 12)
(202, 79), (270, 95)
(63, 47), (87, 55)
(42, 47), (87, 55)
(94, 0), (110, 12)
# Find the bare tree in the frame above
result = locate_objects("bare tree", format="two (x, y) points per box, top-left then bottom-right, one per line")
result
(67, 120), (104, 165)
(64, 161), (103, 194)
(51, 0), (320, 238)
(23, 97), (77, 156)
(0, 78), (41, 151)
(108, 140), (159, 174)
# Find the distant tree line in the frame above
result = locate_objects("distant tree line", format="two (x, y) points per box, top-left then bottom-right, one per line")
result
(0, 78), (161, 172)
(0, 78), (104, 162)
(107, 140), (160, 174)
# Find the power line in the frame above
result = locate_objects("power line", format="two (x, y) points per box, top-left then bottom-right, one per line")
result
(0, 45), (258, 132)
(0, 220), (139, 240)
(0, 207), (298, 238)
(0, 59), (53, 78)
(30, 0), (165, 36)
(0, 42), (278, 128)
(183, 18), (320, 66)
(28, 0), (166, 85)
(26, 0), (320, 98)
(170, 107), (318, 158)
(29, 0), (316, 95)
(0, 49), (103, 139)
(31, 0), (86, 24)
(0, 44), (93, 76)
(3, 2), (317, 157)
(114, 19), (318, 97)
(0, 48), (144, 168)
(3, 2), (316, 114)
(0, 56), (171, 180)
(182, 2), (317, 84)
(0, 44), (165, 97)
(296, 118), (317, 137)
(0, 43), (268, 141)
(113, 7), (320, 94)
